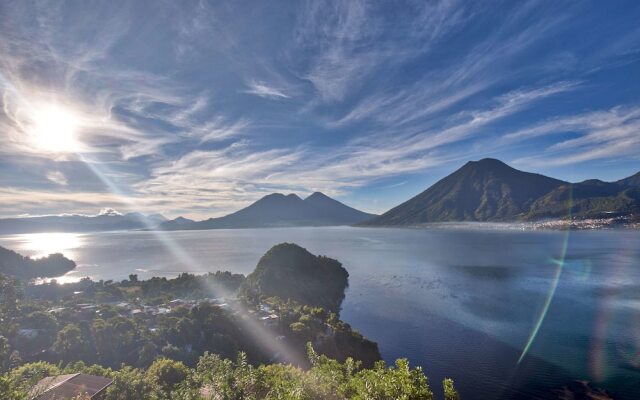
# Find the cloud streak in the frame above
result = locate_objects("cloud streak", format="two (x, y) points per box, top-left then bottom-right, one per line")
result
(137, 82), (576, 217)
(290, 0), (470, 104)
(510, 106), (640, 167)
(243, 80), (290, 99)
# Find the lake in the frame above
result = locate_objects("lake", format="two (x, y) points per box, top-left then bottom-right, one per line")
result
(1, 226), (639, 399)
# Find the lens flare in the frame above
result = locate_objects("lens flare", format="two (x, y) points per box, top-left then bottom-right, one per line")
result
(588, 246), (639, 382)
(517, 254), (566, 364)
(517, 185), (574, 365)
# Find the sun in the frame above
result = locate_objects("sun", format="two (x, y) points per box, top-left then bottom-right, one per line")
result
(27, 103), (81, 153)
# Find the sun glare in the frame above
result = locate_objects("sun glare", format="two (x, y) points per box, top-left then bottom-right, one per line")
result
(20, 232), (83, 259)
(27, 103), (81, 153)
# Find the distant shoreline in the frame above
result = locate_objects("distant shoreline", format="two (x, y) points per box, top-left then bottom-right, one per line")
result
(0, 218), (638, 236)
(358, 217), (640, 231)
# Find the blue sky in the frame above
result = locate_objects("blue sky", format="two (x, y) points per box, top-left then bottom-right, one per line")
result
(0, 0), (639, 219)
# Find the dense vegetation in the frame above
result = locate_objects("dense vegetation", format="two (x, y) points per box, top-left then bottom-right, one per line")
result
(243, 243), (349, 313)
(0, 246), (75, 280)
(526, 180), (640, 220)
(1, 345), (459, 399)
(0, 272), (378, 371)
(24, 271), (245, 304)
(0, 243), (405, 398)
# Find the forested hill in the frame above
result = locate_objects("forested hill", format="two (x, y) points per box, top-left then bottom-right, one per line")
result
(526, 179), (640, 220)
(243, 243), (349, 313)
(0, 246), (75, 280)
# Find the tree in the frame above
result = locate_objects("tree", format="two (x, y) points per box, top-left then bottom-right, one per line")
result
(8, 361), (60, 394)
(137, 342), (159, 367)
(145, 358), (189, 393)
(20, 311), (57, 332)
(443, 378), (460, 400)
(0, 274), (20, 335)
(53, 324), (92, 363)
(0, 374), (23, 400)
(0, 336), (10, 373)
(345, 359), (433, 400)
(175, 317), (198, 347)
(193, 352), (262, 399)
(9, 351), (22, 370)
(92, 317), (139, 367)
(290, 321), (312, 343)
(19, 311), (58, 350)
(104, 366), (158, 400)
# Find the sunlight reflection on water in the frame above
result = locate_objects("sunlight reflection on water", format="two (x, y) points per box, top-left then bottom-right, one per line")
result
(9, 232), (83, 260)
(33, 270), (83, 284)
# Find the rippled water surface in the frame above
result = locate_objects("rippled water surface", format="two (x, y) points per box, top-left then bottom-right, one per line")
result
(2, 226), (639, 399)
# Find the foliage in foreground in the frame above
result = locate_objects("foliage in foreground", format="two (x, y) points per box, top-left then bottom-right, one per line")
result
(0, 344), (459, 400)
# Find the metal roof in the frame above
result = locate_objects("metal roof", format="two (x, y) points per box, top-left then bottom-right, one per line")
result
(31, 373), (113, 400)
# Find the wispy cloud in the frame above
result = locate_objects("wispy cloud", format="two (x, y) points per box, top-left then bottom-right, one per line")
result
(135, 143), (306, 216)
(510, 106), (640, 167)
(330, 2), (571, 128)
(291, 0), (469, 104)
(137, 82), (575, 217)
(243, 80), (290, 99)
(197, 118), (251, 144)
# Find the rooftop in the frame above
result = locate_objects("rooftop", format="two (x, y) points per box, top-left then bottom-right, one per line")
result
(31, 373), (113, 400)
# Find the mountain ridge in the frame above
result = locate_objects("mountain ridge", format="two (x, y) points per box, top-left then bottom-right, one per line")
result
(618, 171), (640, 187)
(362, 159), (640, 226)
(0, 212), (167, 234)
(158, 192), (376, 230)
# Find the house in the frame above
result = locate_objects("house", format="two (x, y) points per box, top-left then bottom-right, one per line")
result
(260, 313), (279, 327)
(30, 373), (113, 400)
(260, 314), (278, 321)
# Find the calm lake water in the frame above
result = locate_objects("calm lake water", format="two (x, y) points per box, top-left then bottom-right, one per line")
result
(1, 226), (639, 399)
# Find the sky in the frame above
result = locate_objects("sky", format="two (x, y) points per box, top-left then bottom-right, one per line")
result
(0, 0), (639, 219)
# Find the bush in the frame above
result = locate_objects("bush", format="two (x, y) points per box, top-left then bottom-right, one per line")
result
(2, 347), (458, 400)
